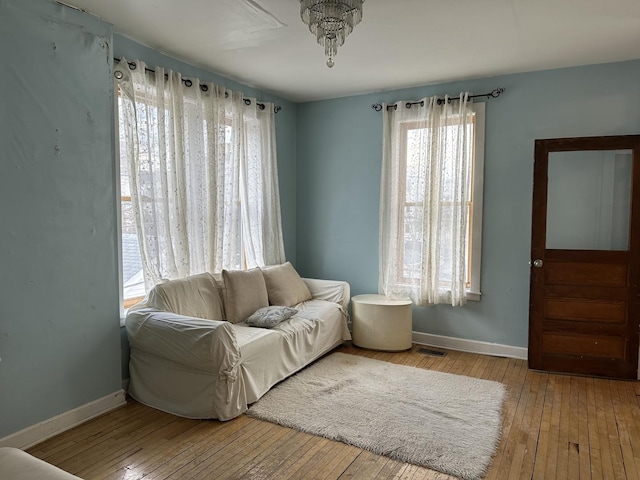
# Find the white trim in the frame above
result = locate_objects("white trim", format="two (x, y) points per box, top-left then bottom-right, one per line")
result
(412, 331), (527, 360)
(0, 390), (126, 449)
(469, 102), (485, 297)
(114, 78), (127, 320)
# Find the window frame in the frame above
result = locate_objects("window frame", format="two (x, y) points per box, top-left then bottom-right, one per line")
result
(395, 102), (485, 301)
(115, 81), (252, 319)
(115, 81), (126, 321)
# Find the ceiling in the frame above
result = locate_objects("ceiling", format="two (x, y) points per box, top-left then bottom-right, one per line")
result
(61, 0), (640, 103)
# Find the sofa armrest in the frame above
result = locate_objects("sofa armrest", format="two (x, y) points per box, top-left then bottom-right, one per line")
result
(302, 278), (351, 310)
(125, 308), (239, 373)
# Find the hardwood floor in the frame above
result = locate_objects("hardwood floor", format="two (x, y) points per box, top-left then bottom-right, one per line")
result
(27, 343), (640, 479)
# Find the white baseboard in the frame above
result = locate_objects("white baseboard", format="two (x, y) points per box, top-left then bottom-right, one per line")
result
(412, 331), (528, 360)
(0, 389), (127, 450)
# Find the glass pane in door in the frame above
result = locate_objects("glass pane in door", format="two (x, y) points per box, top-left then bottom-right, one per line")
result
(546, 150), (632, 250)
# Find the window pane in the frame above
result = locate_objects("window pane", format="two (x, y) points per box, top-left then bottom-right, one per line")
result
(546, 150), (632, 250)
(406, 128), (427, 203)
(403, 205), (423, 279)
(118, 95), (145, 302)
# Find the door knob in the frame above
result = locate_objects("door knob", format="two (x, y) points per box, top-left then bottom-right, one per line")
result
(532, 259), (543, 268)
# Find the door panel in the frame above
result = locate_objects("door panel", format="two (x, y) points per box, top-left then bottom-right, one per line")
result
(545, 261), (627, 286)
(542, 333), (625, 358)
(529, 135), (640, 379)
(544, 298), (625, 323)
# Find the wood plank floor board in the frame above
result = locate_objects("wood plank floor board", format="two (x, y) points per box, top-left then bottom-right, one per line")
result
(318, 443), (362, 480)
(81, 418), (202, 479)
(586, 376), (604, 480)
(486, 359), (528, 480)
(266, 435), (333, 479)
(555, 375), (572, 480)
(337, 450), (390, 480)
(127, 415), (259, 480)
(285, 436), (349, 480)
(373, 458), (411, 480)
(169, 417), (279, 479)
(543, 374), (563, 479)
(506, 370), (543, 480)
(516, 371), (548, 480)
(530, 373), (555, 480)
(594, 378), (617, 480)
(33, 403), (163, 466)
(232, 429), (312, 480)
(603, 380), (628, 480)
(212, 423), (292, 480)
(296, 437), (352, 480)
(25, 344), (640, 479)
(611, 380), (640, 480)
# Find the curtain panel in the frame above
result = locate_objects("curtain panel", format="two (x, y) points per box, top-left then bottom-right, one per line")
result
(116, 58), (285, 289)
(379, 93), (473, 306)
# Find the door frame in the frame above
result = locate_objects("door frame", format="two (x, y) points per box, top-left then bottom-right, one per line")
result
(529, 135), (640, 379)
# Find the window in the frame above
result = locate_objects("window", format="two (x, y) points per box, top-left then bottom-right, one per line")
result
(114, 59), (284, 314)
(380, 98), (484, 305)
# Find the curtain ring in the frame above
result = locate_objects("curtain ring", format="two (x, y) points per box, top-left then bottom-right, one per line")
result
(114, 70), (123, 80)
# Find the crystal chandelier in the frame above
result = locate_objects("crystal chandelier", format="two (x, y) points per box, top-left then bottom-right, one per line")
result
(300, 0), (364, 68)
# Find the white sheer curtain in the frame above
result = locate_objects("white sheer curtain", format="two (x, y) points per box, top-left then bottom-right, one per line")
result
(379, 93), (473, 306)
(116, 58), (284, 288)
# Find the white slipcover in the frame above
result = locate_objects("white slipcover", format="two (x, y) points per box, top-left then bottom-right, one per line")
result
(125, 277), (351, 420)
(0, 448), (82, 479)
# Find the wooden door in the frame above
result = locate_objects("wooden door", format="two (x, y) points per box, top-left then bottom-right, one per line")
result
(529, 135), (640, 379)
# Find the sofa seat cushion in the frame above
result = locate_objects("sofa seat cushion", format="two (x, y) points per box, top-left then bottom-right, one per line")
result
(234, 299), (351, 405)
(146, 272), (224, 321)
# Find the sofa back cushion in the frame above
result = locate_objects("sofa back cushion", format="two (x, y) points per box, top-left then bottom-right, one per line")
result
(222, 267), (269, 323)
(261, 262), (312, 307)
(148, 272), (224, 320)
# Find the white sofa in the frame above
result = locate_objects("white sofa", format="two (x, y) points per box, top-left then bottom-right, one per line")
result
(0, 448), (82, 479)
(125, 263), (351, 421)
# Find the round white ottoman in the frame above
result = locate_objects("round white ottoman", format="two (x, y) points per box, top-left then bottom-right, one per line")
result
(351, 294), (412, 351)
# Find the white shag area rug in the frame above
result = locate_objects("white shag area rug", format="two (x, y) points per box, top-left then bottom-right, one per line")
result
(247, 352), (506, 480)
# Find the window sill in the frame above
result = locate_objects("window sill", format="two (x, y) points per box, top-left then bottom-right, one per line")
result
(466, 291), (481, 302)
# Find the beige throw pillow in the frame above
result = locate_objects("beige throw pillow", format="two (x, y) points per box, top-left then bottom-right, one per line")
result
(261, 262), (312, 307)
(222, 267), (269, 323)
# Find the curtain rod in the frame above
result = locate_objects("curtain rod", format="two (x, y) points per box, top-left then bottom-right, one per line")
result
(371, 87), (505, 112)
(114, 58), (282, 114)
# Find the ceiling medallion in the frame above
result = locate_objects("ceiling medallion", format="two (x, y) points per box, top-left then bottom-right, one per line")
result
(300, 0), (364, 68)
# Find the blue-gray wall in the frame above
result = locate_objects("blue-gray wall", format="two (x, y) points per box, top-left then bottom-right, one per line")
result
(0, 0), (121, 438)
(296, 60), (640, 349)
